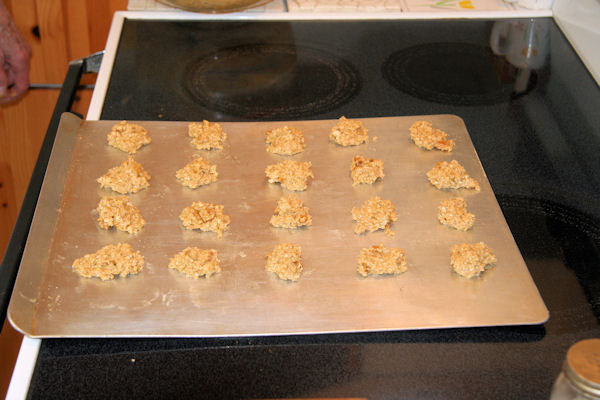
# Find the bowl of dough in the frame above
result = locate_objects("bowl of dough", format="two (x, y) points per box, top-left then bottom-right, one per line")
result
(157, 0), (273, 13)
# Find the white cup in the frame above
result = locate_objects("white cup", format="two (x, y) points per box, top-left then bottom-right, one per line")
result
(490, 18), (550, 69)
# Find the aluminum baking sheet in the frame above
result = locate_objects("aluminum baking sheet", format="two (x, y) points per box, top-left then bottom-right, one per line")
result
(9, 113), (549, 337)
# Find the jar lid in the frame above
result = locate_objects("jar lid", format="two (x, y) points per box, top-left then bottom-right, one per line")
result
(565, 339), (600, 397)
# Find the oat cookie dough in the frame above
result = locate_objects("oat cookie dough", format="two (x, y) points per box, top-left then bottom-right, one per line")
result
(352, 196), (397, 236)
(426, 160), (480, 191)
(329, 116), (369, 146)
(176, 157), (218, 188)
(270, 195), (312, 229)
(188, 120), (227, 150)
(169, 247), (221, 279)
(410, 120), (454, 152)
(438, 197), (475, 231)
(96, 196), (145, 234)
(265, 160), (314, 191)
(265, 243), (303, 281)
(266, 126), (305, 155)
(107, 121), (151, 154)
(350, 155), (385, 185)
(72, 243), (144, 281)
(450, 242), (497, 279)
(357, 244), (407, 277)
(179, 201), (230, 237)
(97, 156), (151, 194)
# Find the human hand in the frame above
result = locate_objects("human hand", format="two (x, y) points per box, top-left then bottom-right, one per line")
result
(0, 1), (31, 104)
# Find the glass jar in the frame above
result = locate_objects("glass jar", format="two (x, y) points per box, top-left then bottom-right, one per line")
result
(550, 339), (600, 400)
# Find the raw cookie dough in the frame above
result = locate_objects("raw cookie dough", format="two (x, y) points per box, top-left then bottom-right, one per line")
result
(169, 247), (221, 278)
(179, 201), (230, 237)
(266, 126), (305, 155)
(329, 116), (369, 146)
(96, 196), (145, 234)
(352, 196), (397, 236)
(265, 243), (303, 281)
(450, 242), (497, 278)
(107, 121), (151, 154)
(438, 197), (475, 231)
(265, 160), (314, 191)
(176, 157), (218, 188)
(350, 155), (384, 185)
(409, 120), (454, 151)
(270, 195), (312, 228)
(72, 243), (144, 280)
(188, 120), (227, 150)
(97, 156), (151, 194)
(426, 160), (480, 191)
(357, 244), (407, 277)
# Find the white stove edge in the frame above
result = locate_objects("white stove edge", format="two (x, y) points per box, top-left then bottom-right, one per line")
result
(6, 1), (599, 398)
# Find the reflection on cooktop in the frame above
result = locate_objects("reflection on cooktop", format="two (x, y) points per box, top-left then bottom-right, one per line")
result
(183, 44), (360, 120)
(382, 42), (526, 106)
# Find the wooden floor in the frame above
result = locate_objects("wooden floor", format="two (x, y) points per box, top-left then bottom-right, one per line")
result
(0, 1), (127, 396)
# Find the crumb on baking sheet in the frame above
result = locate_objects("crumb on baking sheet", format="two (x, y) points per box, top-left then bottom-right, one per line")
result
(352, 196), (397, 236)
(176, 157), (218, 188)
(96, 196), (145, 234)
(265, 160), (314, 191)
(97, 156), (151, 194)
(188, 120), (227, 150)
(179, 201), (230, 237)
(329, 116), (369, 146)
(72, 243), (144, 281)
(107, 121), (151, 154)
(265, 243), (303, 281)
(409, 120), (454, 152)
(357, 244), (407, 277)
(451, 242), (497, 278)
(270, 195), (312, 229)
(350, 155), (385, 185)
(438, 197), (475, 231)
(266, 126), (306, 155)
(168, 247), (221, 279)
(426, 160), (480, 191)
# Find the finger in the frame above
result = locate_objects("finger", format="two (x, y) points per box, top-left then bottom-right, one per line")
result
(0, 53), (7, 100)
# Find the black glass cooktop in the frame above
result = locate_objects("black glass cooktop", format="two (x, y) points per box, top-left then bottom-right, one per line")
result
(26, 18), (600, 399)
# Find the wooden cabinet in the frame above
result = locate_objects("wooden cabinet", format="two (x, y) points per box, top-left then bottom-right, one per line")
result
(0, 1), (127, 396)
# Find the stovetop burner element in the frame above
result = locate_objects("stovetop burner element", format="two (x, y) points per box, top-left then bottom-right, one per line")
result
(184, 44), (360, 120)
(383, 42), (524, 106)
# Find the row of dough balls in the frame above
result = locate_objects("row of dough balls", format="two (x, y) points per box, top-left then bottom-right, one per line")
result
(71, 239), (495, 283)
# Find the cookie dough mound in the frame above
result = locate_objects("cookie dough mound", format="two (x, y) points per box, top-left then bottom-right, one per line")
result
(410, 120), (454, 152)
(270, 195), (312, 229)
(357, 244), (407, 277)
(329, 116), (369, 146)
(179, 201), (230, 237)
(266, 126), (306, 155)
(265, 243), (303, 281)
(169, 247), (221, 279)
(426, 160), (480, 191)
(350, 155), (385, 185)
(265, 160), (314, 191)
(188, 120), (227, 150)
(451, 242), (497, 278)
(351, 196), (397, 236)
(97, 156), (151, 194)
(438, 197), (475, 231)
(72, 243), (144, 280)
(96, 196), (145, 234)
(107, 121), (151, 154)
(176, 157), (218, 188)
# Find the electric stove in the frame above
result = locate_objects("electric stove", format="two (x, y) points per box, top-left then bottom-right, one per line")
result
(6, 9), (600, 400)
